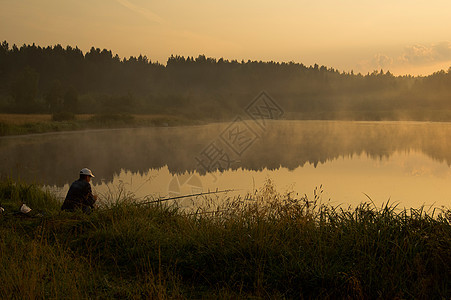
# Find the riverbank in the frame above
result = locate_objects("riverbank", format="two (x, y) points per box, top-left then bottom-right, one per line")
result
(0, 113), (205, 136)
(0, 178), (449, 298)
(5, 110), (451, 137)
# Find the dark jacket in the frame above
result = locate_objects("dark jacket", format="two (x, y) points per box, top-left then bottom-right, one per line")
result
(61, 179), (96, 212)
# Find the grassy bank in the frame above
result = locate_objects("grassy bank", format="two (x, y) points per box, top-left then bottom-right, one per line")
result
(6, 110), (451, 137)
(285, 109), (451, 122)
(0, 113), (203, 136)
(0, 178), (450, 299)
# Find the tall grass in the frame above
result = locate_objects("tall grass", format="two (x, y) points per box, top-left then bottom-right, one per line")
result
(0, 177), (60, 213)
(0, 178), (450, 298)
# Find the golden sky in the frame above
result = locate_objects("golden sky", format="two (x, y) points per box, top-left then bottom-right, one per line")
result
(1, 0), (451, 75)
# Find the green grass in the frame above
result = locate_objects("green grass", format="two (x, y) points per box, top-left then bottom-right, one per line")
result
(0, 113), (203, 136)
(0, 178), (450, 299)
(0, 120), (84, 136)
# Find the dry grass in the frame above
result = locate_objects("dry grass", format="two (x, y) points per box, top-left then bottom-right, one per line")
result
(1, 178), (450, 298)
(0, 114), (98, 124)
(0, 114), (53, 125)
(133, 114), (181, 121)
(0, 114), (181, 125)
(0, 113), (197, 136)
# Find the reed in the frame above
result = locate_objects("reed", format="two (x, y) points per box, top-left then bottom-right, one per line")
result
(0, 178), (449, 299)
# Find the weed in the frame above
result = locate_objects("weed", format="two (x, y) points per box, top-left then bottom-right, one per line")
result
(0, 178), (449, 298)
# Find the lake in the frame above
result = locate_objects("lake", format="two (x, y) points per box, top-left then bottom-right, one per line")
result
(2, 120), (451, 209)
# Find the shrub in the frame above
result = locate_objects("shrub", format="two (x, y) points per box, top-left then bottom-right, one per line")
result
(89, 113), (135, 124)
(0, 122), (9, 136)
(52, 111), (75, 122)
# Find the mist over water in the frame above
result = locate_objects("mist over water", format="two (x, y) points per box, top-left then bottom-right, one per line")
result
(2, 120), (451, 208)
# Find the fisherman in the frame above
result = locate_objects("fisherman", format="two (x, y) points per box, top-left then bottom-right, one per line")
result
(61, 168), (97, 213)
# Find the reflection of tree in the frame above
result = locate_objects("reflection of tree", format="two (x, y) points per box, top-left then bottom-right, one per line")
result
(2, 121), (451, 186)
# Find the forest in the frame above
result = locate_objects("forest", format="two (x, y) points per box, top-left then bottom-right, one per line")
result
(1, 41), (451, 121)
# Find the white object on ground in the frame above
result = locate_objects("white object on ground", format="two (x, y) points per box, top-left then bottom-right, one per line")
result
(20, 204), (32, 214)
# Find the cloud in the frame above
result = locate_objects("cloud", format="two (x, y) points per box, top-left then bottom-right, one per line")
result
(399, 42), (451, 65)
(434, 42), (451, 60)
(356, 54), (394, 73)
(356, 42), (451, 75)
(371, 54), (393, 70)
(115, 0), (165, 25)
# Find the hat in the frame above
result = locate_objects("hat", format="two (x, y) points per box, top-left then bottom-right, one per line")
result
(80, 168), (95, 177)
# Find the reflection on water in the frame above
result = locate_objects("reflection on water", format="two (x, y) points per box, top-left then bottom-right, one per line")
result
(2, 121), (451, 208)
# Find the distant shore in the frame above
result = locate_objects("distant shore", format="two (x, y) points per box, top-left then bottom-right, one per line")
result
(0, 113), (206, 136)
(4, 111), (451, 137)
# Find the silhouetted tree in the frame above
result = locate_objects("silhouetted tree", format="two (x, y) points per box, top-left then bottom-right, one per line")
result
(45, 80), (64, 112)
(1, 41), (451, 120)
(10, 66), (39, 111)
(63, 86), (79, 112)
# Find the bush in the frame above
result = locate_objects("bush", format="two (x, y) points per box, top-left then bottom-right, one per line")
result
(52, 111), (75, 122)
(0, 122), (9, 136)
(89, 113), (135, 124)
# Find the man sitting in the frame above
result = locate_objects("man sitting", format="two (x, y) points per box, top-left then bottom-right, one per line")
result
(61, 168), (97, 213)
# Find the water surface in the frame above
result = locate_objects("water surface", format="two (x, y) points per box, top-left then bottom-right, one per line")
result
(2, 121), (451, 208)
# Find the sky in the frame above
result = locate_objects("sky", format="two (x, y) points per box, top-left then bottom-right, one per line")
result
(1, 0), (451, 76)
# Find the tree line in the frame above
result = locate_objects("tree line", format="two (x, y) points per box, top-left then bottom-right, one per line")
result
(1, 41), (451, 120)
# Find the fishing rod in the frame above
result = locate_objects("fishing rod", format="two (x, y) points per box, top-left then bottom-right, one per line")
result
(136, 189), (237, 206)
